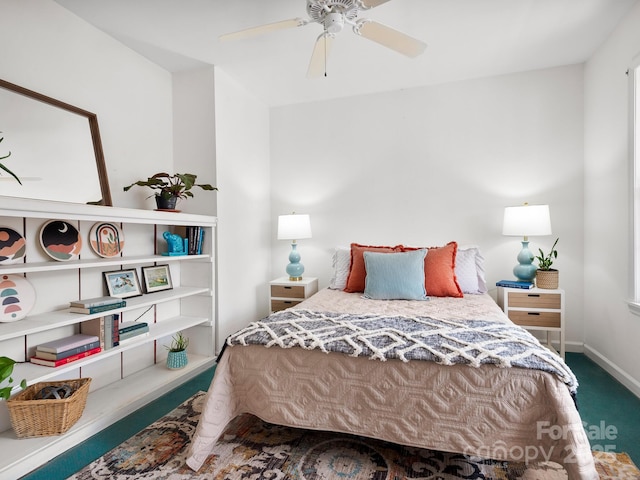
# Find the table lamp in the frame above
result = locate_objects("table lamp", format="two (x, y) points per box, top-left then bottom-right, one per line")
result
(502, 203), (552, 282)
(277, 213), (312, 281)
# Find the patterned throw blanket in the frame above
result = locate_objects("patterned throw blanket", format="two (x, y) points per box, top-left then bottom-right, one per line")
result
(226, 309), (578, 394)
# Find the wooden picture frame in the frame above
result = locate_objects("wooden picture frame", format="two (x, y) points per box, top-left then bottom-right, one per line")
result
(104, 269), (142, 299)
(141, 265), (173, 293)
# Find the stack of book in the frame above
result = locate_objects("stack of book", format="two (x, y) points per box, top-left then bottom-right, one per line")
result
(30, 334), (101, 367)
(81, 313), (121, 349)
(186, 226), (205, 255)
(118, 321), (149, 345)
(495, 279), (535, 289)
(69, 296), (126, 314)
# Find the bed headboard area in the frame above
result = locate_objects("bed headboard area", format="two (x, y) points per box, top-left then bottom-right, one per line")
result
(329, 241), (487, 300)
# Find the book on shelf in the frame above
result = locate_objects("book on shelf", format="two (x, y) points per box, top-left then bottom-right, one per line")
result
(81, 314), (120, 350)
(104, 315), (113, 349)
(36, 333), (100, 354)
(69, 300), (126, 314)
(118, 332), (150, 346)
(69, 296), (122, 308)
(188, 226), (202, 255)
(111, 313), (120, 347)
(80, 317), (106, 350)
(118, 321), (148, 335)
(35, 339), (101, 360)
(495, 280), (535, 289)
(174, 225), (206, 255)
(30, 346), (102, 367)
(119, 324), (150, 340)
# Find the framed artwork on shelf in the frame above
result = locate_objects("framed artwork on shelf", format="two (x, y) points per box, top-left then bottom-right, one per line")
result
(141, 265), (173, 293)
(103, 269), (142, 299)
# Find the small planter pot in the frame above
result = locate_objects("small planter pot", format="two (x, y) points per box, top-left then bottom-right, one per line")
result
(155, 195), (178, 210)
(536, 269), (559, 289)
(166, 350), (188, 370)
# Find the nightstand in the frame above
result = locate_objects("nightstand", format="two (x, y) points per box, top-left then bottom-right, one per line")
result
(270, 276), (319, 312)
(497, 286), (565, 359)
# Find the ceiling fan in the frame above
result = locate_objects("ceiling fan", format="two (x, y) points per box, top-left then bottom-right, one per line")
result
(220, 0), (427, 77)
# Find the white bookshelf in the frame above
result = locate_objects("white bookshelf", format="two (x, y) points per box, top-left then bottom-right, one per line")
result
(0, 196), (217, 479)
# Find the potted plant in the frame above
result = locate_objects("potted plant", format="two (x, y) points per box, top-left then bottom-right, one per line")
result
(535, 237), (559, 289)
(0, 133), (21, 184)
(165, 331), (189, 369)
(0, 356), (26, 400)
(123, 172), (216, 210)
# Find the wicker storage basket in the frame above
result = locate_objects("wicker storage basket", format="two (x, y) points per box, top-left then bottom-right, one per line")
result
(536, 269), (559, 289)
(7, 378), (91, 438)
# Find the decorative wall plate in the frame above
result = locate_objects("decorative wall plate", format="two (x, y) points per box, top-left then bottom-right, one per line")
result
(0, 226), (26, 264)
(89, 222), (125, 258)
(0, 274), (36, 322)
(39, 220), (82, 261)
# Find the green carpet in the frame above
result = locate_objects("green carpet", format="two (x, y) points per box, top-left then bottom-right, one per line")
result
(566, 352), (640, 465)
(19, 353), (640, 479)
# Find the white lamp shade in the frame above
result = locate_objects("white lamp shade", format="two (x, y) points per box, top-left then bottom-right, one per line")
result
(278, 214), (312, 240)
(502, 204), (552, 236)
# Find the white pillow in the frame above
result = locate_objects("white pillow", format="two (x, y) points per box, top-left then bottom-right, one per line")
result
(329, 246), (351, 290)
(455, 246), (487, 294)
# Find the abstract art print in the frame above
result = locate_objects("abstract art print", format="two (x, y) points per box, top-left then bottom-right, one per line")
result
(0, 274), (36, 322)
(0, 226), (26, 264)
(89, 222), (125, 258)
(39, 220), (82, 261)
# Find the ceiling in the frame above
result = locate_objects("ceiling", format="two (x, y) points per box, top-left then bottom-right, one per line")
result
(55, 0), (637, 107)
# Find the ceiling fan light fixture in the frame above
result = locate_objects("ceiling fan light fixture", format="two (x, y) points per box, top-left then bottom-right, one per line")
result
(324, 12), (345, 34)
(220, 0), (426, 76)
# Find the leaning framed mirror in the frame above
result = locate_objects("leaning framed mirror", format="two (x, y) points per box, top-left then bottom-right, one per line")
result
(0, 78), (112, 206)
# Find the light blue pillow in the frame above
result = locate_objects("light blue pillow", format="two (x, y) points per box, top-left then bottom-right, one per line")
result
(363, 249), (428, 301)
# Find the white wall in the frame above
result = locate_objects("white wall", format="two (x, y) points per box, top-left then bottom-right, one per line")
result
(214, 68), (272, 351)
(172, 67), (217, 216)
(0, 0), (174, 209)
(271, 65), (586, 345)
(583, 2), (640, 395)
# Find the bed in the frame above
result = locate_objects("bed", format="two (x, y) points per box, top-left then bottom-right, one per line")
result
(186, 243), (598, 479)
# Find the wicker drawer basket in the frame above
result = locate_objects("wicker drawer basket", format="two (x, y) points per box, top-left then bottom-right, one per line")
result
(7, 378), (91, 438)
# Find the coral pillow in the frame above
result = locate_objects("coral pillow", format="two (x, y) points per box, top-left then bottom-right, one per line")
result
(344, 243), (403, 293)
(403, 242), (463, 297)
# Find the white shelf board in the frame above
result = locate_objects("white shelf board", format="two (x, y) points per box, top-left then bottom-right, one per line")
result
(12, 314), (210, 386)
(0, 195), (218, 227)
(0, 354), (215, 479)
(0, 253), (211, 275)
(0, 286), (211, 342)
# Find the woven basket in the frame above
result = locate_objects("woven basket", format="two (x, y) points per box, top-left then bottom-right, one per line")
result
(536, 269), (559, 289)
(7, 378), (91, 438)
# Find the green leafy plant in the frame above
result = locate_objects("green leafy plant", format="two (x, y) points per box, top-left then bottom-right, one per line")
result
(123, 172), (216, 200)
(535, 237), (559, 271)
(165, 331), (189, 352)
(0, 356), (26, 400)
(0, 133), (22, 185)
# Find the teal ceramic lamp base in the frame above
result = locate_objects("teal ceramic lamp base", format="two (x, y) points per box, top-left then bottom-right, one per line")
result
(513, 240), (537, 282)
(286, 243), (304, 281)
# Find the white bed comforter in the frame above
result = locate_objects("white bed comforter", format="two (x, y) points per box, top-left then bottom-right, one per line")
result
(186, 289), (597, 479)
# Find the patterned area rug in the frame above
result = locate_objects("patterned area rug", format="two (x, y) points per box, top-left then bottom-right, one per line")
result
(68, 391), (640, 479)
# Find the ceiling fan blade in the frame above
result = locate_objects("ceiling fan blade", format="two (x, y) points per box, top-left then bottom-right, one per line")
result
(360, 0), (393, 8)
(220, 18), (305, 42)
(357, 20), (426, 58)
(307, 34), (334, 78)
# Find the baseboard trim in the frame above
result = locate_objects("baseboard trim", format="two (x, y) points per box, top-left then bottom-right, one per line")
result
(565, 340), (584, 353)
(583, 343), (640, 399)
